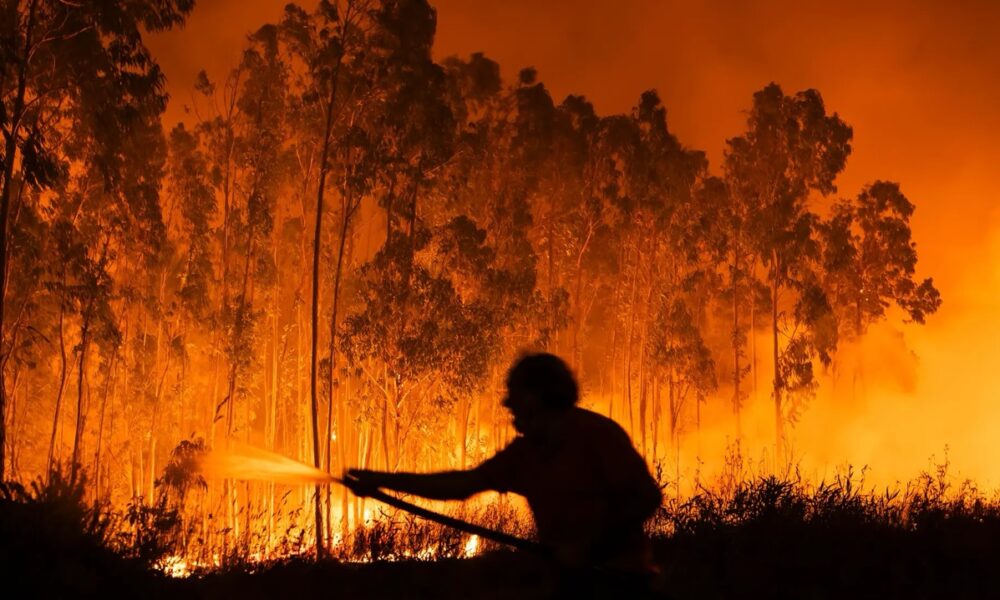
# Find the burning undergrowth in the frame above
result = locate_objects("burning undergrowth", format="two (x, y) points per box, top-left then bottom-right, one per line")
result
(6, 451), (1000, 598)
(147, 440), (534, 571)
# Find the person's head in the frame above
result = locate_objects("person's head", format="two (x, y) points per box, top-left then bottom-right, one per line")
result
(503, 352), (578, 435)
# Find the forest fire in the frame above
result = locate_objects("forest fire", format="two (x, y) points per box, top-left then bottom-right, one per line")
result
(2, 0), (1000, 597)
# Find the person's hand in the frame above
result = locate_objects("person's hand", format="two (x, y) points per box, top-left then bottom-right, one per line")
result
(342, 468), (385, 497)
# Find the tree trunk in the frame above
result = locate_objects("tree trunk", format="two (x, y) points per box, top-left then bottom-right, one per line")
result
(6, 367), (21, 479)
(148, 353), (171, 502)
(120, 304), (133, 498)
(47, 286), (69, 476)
(93, 349), (118, 503)
(459, 395), (469, 470)
(732, 258), (741, 437)
(0, 0), (38, 481)
(750, 261), (758, 403)
(624, 240), (641, 434)
(147, 264), (170, 502)
(652, 375), (660, 464)
(69, 312), (92, 484)
(325, 189), (355, 549)
(309, 57), (344, 559)
(381, 395), (391, 471)
(771, 251), (783, 462)
(608, 320), (618, 420)
(295, 301), (306, 504)
(571, 224), (595, 372)
(668, 370), (677, 442)
(637, 282), (652, 459)
(340, 368), (353, 541)
(267, 265), (279, 549)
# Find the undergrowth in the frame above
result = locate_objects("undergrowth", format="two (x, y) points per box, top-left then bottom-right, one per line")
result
(5, 457), (1000, 597)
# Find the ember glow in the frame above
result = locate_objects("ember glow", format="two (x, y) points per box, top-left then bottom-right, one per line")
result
(464, 534), (480, 557)
(2, 0), (998, 574)
(159, 555), (192, 578)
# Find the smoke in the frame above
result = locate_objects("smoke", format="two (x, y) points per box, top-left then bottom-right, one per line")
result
(681, 229), (1000, 492)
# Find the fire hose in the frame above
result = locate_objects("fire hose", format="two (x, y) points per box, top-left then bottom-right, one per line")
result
(329, 476), (548, 556)
(332, 478), (657, 593)
(197, 443), (545, 555)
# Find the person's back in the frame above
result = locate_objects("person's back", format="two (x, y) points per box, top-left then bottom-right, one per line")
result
(477, 405), (660, 571)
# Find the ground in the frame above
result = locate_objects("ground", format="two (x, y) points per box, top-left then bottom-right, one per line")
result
(6, 475), (1000, 598)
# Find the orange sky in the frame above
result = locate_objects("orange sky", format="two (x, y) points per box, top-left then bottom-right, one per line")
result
(148, 1), (1000, 484)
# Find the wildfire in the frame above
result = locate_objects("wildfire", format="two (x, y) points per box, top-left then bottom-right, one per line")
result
(464, 534), (480, 557)
(3, 0), (985, 582)
(159, 555), (191, 578)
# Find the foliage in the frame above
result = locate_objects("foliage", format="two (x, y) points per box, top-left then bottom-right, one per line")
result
(652, 460), (1000, 599)
(821, 181), (942, 337)
(0, 468), (168, 595)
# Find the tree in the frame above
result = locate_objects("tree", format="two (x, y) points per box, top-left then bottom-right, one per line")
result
(724, 83), (852, 459)
(820, 181), (940, 403)
(282, 0), (386, 557)
(216, 25), (289, 551)
(341, 222), (504, 472)
(168, 124), (218, 323)
(0, 0), (193, 481)
(650, 296), (716, 453)
(822, 181), (941, 337)
(440, 56), (566, 460)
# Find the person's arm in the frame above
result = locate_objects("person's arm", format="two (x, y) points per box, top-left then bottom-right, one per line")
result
(344, 468), (490, 501)
(345, 437), (525, 501)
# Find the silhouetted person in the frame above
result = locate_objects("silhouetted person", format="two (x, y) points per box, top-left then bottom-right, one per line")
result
(345, 352), (663, 595)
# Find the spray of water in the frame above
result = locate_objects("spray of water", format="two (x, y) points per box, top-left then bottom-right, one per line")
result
(198, 443), (337, 486)
(197, 442), (541, 554)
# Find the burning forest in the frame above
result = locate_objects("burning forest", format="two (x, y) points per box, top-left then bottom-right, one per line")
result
(2, 0), (1000, 597)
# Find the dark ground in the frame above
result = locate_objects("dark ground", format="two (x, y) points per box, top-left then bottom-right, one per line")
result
(5, 475), (1000, 598)
(8, 525), (1000, 599)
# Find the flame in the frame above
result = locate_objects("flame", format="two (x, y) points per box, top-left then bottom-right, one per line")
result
(159, 555), (190, 578)
(464, 534), (480, 557)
